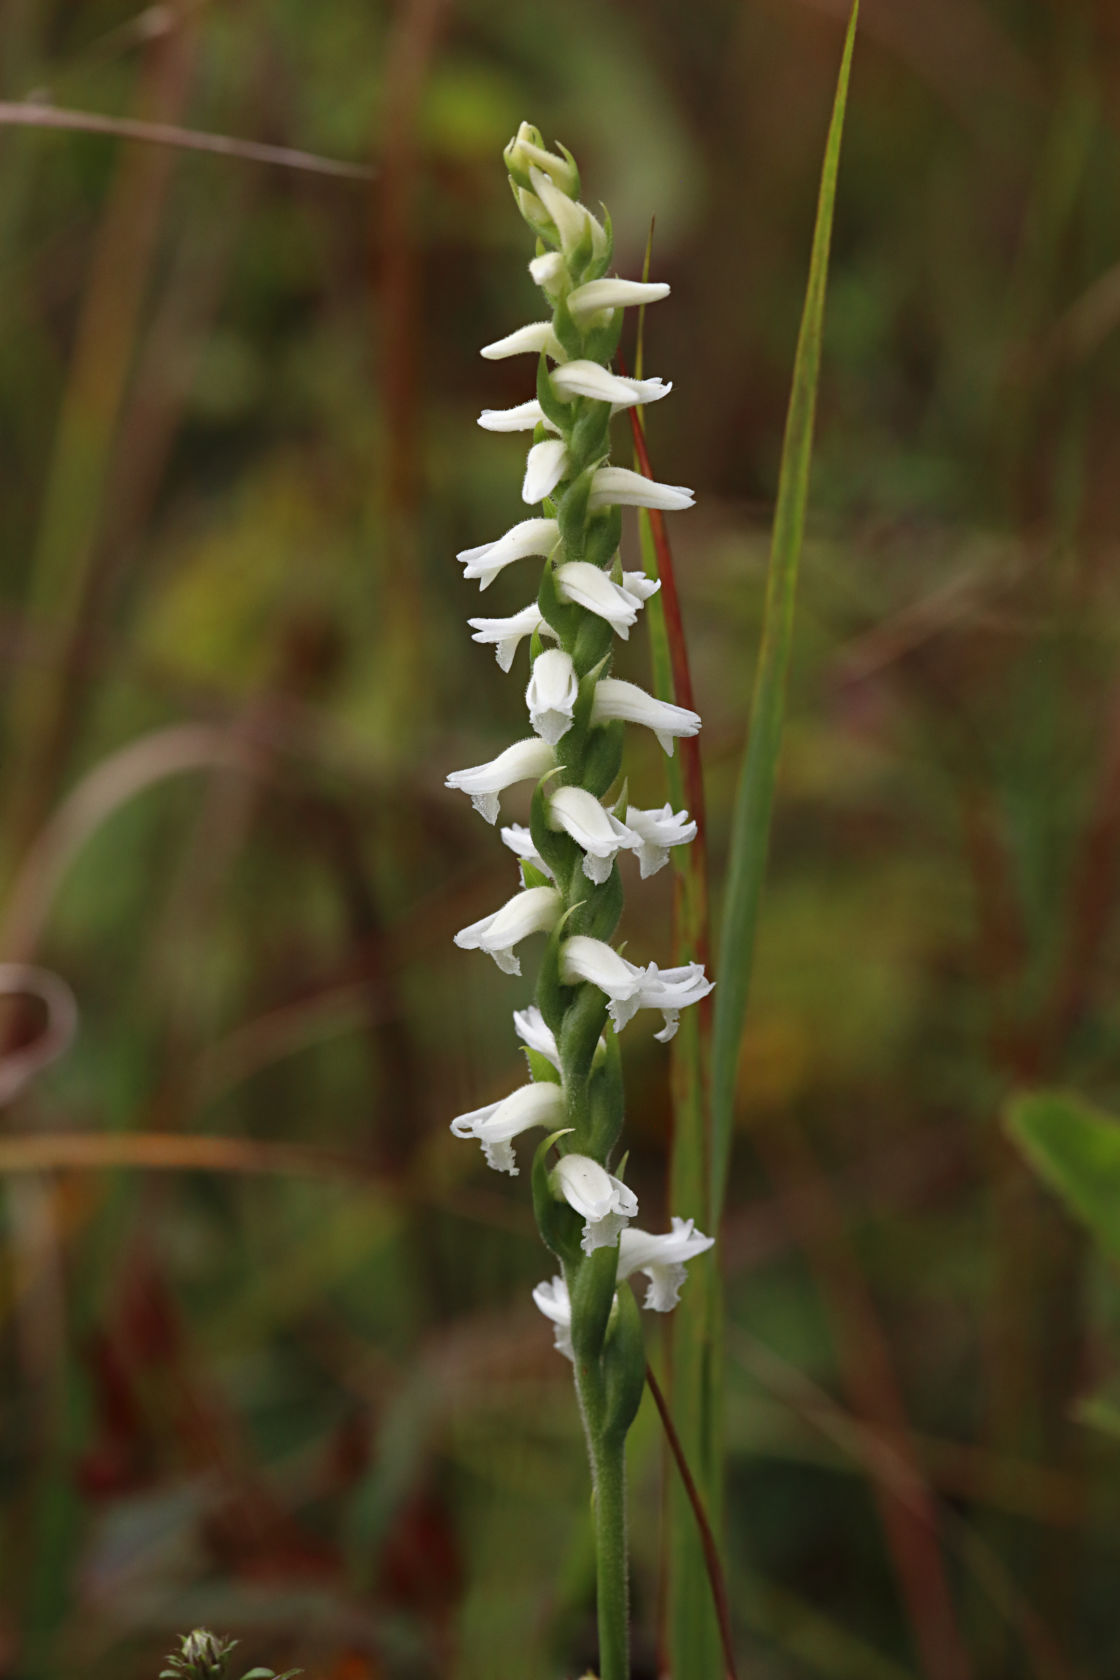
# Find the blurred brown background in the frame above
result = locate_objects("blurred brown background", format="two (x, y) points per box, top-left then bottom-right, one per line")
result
(3, 0), (1120, 1675)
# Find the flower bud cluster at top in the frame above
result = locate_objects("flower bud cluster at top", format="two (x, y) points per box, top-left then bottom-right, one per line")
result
(446, 123), (714, 1368)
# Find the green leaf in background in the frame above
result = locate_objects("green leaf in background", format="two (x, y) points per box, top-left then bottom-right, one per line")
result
(1005, 1088), (1120, 1265)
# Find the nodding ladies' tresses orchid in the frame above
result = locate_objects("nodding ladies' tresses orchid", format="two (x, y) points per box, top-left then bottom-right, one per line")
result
(446, 121), (715, 1680)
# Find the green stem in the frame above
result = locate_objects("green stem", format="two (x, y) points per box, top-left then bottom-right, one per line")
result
(576, 1361), (630, 1680)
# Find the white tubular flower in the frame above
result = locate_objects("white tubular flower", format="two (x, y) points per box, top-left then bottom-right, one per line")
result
(513, 1003), (561, 1071)
(505, 123), (579, 195)
(458, 517), (559, 589)
(551, 1152), (639, 1254)
(561, 935), (645, 1030)
(554, 567), (651, 638)
(500, 822), (552, 879)
(623, 803), (698, 877)
(454, 885), (562, 976)
(532, 1275), (575, 1360)
(523, 439), (569, 504)
(526, 648), (579, 745)
(549, 785), (637, 884)
(617, 1217), (715, 1311)
(468, 603), (551, 673)
(481, 321), (565, 362)
(620, 570), (662, 607)
(529, 166), (607, 260)
(588, 465), (695, 512)
(446, 736), (556, 823)
(478, 399), (558, 434)
(591, 677), (702, 756)
(554, 561), (653, 638)
(529, 251), (567, 291)
(451, 1081), (566, 1176)
(550, 361), (672, 409)
(567, 278), (671, 316)
(633, 961), (714, 1041)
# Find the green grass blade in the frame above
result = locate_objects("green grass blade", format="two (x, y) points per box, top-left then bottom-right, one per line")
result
(710, 1), (859, 1224)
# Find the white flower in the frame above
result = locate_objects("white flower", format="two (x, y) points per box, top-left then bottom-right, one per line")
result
(632, 960), (714, 1041)
(522, 439), (569, 504)
(551, 1152), (638, 1254)
(529, 166), (607, 260)
(505, 123), (579, 195)
(623, 803), (698, 877)
(532, 1274), (575, 1359)
(560, 935), (645, 1030)
(451, 1080), (566, 1175)
(453, 885), (561, 975)
(468, 603), (552, 673)
(500, 823), (551, 879)
(620, 570), (662, 606)
(561, 936), (712, 1037)
(588, 465), (694, 512)
(529, 251), (567, 291)
(480, 321), (565, 362)
(554, 561), (657, 638)
(548, 785), (637, 884)
(591, 677), (701, 756)
(550, 360), (672, 409)
(526, 648), (579, 745)
(445, 736), (556, 823)
(513, 1003), (561, 1071)
(458, 517), (559, 589)
(566, 278), (671, 316)
(617, 1217), (715, 1311)
(478, 399), (558, 434)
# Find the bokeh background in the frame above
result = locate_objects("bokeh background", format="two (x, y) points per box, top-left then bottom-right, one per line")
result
(3, 0), (1120, 1675)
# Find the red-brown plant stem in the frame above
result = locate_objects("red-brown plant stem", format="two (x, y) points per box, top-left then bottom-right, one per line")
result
(645, 1360), (737, 1680)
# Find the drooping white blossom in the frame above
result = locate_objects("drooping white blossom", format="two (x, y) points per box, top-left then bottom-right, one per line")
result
(526, 648), (579, 745)
(513, 1003), (561, 1071)
(522, 439), (569, 504)
(588, 465), (694, 512)
(500, 823), (552, 879)
(454, 885), (562, 975)
(458, 518), (559, 589)
(445, 736), (556, 823)
(551, 1152), (638, 1254)
(623, 803), (698, 877)
(566, 277), (671, 317)
(550, 361), (672, 409)
(478, 399), (558, 434)
(591, 677), (701, 756)
(554, 561), (655, 638)
(451, 1081), (566, 1175)
(631, 961), (714, 1041)
(468, 603), (552, 673)
(560, 936), (644, 1028)
(480, 321), (565, 362)
(548, 785), (637, 884)
(617, 1217), (715, 1310)
(532, 1274), (575, 1359)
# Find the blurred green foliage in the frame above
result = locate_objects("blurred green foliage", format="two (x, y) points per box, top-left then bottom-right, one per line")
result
(4, 0), (1120, 1677)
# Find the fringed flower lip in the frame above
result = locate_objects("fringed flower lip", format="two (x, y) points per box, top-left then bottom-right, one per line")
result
(457, 517), (559, 589)
(618, 1217), (716, 1311)
(445, 736), (556, 823)
(526, 648), (580, 745)
(623, 803), (698, 877)
(590, 677), (702, 756)
(551, 1152), (638, 1255)
(468, 603), (552, 672)
(560, 935), (713, 1038)
(451, 1081), (566, 1176)
(547, 785), (637, 885)
(453, 885), (562, 975)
